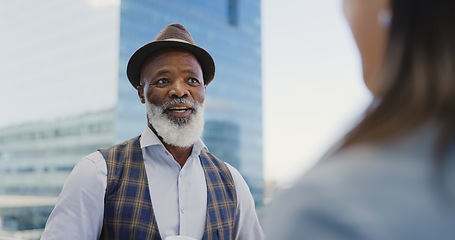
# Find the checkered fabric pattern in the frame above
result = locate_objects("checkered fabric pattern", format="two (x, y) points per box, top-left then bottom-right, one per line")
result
(200, 150), (237, 240)
(98, 136), (237, 240)
(99, 136), (161, 240)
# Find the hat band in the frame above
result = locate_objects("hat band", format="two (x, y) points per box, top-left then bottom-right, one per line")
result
(161, 38), (192, 44)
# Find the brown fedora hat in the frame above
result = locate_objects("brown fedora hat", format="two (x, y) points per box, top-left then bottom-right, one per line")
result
(126, 23), (215, 88)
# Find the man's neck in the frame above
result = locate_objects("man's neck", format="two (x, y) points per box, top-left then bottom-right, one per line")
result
(163, 142), (193, 168)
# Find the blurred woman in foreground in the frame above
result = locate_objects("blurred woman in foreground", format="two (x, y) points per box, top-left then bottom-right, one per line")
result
(264, 0), (455, 239)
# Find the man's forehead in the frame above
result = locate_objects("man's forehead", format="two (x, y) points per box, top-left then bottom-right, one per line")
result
(139, 49), (203, 83)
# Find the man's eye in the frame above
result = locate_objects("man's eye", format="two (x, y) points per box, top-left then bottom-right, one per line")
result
(154, 78), (168, 85)
(188, 78), (200, 84)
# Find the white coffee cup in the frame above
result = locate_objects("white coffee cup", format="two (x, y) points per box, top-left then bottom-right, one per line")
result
(165, 236), (197, 240)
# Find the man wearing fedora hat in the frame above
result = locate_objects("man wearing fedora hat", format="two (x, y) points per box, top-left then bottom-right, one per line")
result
(41, 23), (264, 240)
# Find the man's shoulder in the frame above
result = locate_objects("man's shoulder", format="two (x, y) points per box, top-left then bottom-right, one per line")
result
(199, 150), (223, 164)
(200, 150), (244, 178)
(97, 136), (142, 166)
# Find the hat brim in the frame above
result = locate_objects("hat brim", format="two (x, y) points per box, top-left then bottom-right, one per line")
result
(127, 40), (215, 88)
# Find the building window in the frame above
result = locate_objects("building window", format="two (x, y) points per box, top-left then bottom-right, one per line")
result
(228, 0), (238, 26)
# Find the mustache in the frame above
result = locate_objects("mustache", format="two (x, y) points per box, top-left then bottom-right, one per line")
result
(159, 98), (198, 111)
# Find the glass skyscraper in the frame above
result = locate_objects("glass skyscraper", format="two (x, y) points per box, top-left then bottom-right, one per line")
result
(0, 0), (262, 236)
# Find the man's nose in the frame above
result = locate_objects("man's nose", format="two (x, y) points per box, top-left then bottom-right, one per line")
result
(168, 81), (189, 98)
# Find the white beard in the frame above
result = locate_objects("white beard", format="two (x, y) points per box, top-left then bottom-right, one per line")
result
(145, 98), (205, 148)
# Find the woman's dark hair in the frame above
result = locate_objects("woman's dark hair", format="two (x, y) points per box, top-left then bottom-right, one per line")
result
(340, 0), (455, 161)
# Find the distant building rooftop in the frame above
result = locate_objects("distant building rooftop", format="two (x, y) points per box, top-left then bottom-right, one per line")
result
(0, 195), (57, 209)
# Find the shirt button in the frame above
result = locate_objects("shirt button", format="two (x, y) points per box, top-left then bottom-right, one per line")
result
(180, 208), (185, 213)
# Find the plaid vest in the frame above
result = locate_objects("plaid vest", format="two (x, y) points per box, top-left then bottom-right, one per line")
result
(98, 136), (237, 240)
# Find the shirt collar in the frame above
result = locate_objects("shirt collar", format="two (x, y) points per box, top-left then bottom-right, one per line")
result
(139, 125), (207, 155)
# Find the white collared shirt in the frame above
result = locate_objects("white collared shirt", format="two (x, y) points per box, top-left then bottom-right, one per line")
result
(41, 126), (264, 240)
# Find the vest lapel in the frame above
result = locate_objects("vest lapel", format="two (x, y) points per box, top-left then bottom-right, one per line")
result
(100, 136), (161, 240)
(200, 150), (237, 240)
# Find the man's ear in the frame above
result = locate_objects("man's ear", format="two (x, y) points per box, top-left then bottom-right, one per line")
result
(137, 85), (146, 104)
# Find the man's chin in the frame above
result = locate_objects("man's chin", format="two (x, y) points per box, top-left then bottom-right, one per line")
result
(166, 114), (191, 125)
